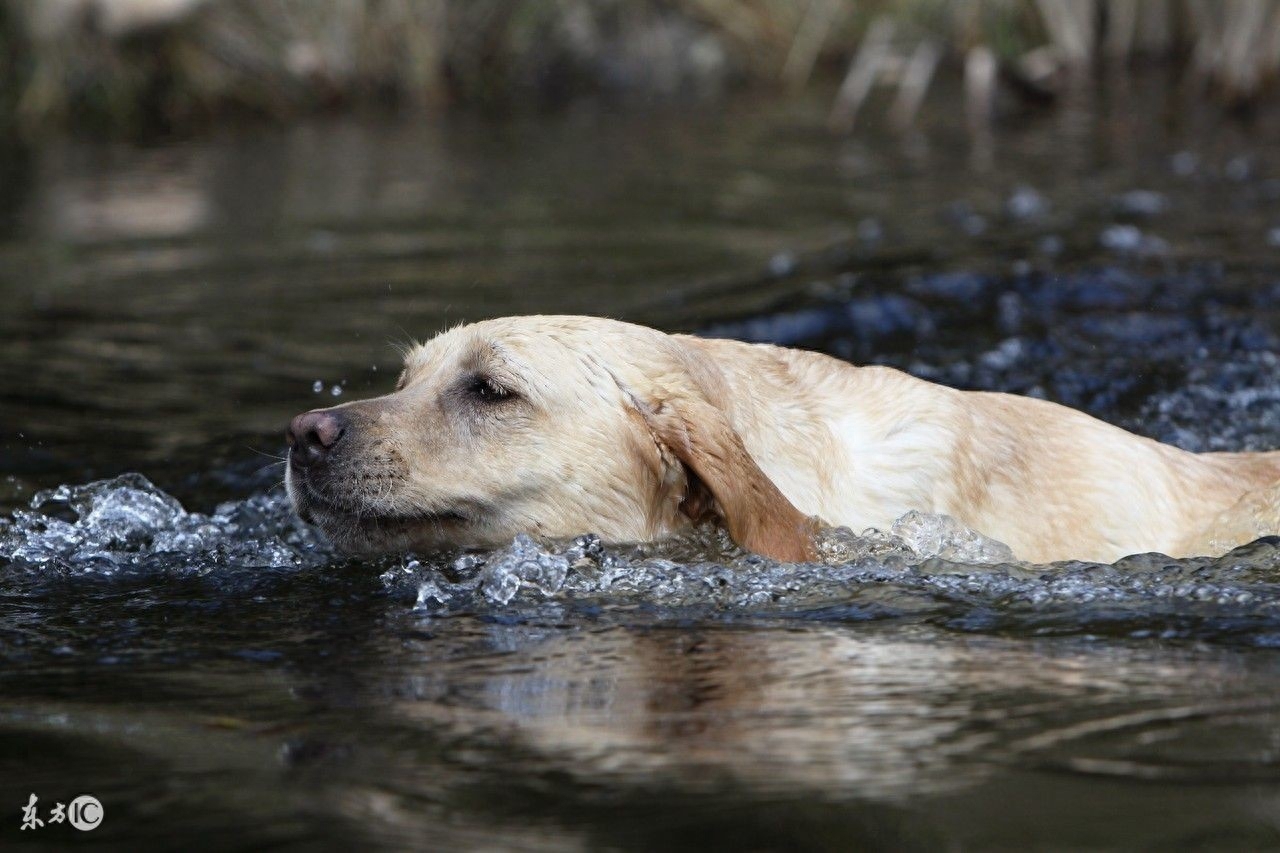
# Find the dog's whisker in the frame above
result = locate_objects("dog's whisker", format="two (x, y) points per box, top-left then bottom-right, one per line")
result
(252, 461), (286, 479)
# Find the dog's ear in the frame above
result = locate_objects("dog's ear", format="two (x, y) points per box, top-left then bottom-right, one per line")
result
(633, 381), (818, 563)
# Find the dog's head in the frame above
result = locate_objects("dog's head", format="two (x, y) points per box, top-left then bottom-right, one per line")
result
(285, 316), (816, 560)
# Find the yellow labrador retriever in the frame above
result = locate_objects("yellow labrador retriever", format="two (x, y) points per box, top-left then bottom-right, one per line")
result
(286, 315), (1280, 564)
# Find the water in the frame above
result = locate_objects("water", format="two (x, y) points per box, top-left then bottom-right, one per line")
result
(3, 77), (1280, 848)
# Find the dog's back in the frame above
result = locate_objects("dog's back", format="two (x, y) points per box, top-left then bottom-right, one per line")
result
(686, 334), (1280, 562)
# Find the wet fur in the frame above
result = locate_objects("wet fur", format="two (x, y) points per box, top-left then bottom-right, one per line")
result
(287, 315), (1280, 563)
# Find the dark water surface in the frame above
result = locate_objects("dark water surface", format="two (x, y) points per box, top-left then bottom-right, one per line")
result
(4, 78), (1280, 849)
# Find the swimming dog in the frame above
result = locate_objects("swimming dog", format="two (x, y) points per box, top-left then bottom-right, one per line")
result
(286, 315), (1280, 563)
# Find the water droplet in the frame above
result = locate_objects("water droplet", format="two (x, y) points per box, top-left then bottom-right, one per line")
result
(1226, 155), (1252, 182)
(1170, 150), (1197, 176)
(1005, 185), (1048, 221)
(1037, 234), (1064, 256)
(330, 385), (342, 397)
(1113, 189), (1167, 217)
(768, 252), (796, 277)
(312, 380), (323, 393)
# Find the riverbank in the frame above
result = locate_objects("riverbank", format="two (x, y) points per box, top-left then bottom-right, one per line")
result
(5, 0), (1280, 134)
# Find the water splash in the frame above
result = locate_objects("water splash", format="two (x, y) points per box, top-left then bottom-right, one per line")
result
(3, 475), (1279, 645)
(0, 473), (331, 578)
(381, 523), (1280, 646)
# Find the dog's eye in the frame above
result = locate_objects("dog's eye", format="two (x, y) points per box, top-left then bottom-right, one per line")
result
(466, 375), (514, 402)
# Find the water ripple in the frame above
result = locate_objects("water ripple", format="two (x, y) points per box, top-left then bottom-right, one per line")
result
(4, 475), (1277, 646)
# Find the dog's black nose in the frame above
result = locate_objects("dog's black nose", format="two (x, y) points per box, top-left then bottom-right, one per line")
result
(287, 410), (347, 468)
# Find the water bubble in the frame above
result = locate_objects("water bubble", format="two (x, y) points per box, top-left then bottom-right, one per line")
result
(978, 338), (1025, 372)
(414, 580), (450, 611)
(1100, 224), (1142, 251)
(1226, 156), (1253, 182)
(891, 510), (1016, 564)
(768, 252), (796, 276)
(1099, 225), (1168, 257)
(1113, 190), (1168, 217)
(856, 217), (883, 244)
(312, 381), (323, 393)
(944, 200), (987, 236)
(1170, 150), (1197, 176)
(1005, 185), (1049, 221)
(330, 385), (343, 397)
(479, 534), (570, 603)
(1036, 235), (1064, 256)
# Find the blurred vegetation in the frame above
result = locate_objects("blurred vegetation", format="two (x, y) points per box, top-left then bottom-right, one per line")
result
(4, 0), (1280, 133)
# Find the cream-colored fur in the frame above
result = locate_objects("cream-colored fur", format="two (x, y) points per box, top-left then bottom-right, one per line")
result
(286, 315), (1280, 564)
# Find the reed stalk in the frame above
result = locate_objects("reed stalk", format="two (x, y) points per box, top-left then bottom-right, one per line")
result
(4, 0), (1279, 133)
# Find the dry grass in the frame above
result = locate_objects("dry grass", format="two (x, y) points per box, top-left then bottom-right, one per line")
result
(6, 0), (1280, 132)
